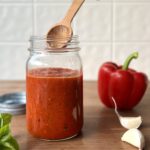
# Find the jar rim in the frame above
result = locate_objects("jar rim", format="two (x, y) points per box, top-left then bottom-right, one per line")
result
(30, 35), (79, 41)
(29, 35), (80, 52)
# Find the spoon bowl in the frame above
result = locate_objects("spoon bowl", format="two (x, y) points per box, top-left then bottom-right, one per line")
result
(47, 0), (85, 48)
(47, 24), (73, 48)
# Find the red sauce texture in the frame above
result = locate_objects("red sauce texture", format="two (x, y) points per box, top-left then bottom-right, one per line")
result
(26, 68), (83, 140)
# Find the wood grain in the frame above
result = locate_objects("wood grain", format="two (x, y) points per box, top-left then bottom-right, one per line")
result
(0, 81), (150, 150)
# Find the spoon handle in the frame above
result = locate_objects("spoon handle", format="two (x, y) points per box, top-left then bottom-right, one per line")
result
(63, 0), (85, 24)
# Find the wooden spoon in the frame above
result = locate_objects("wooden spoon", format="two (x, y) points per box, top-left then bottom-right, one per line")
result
(47, 0), (85, 48)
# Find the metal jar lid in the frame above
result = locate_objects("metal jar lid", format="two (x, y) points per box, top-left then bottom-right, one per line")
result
(0, 92), (26, 115)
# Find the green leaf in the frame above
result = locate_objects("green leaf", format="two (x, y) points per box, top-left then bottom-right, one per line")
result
(0, 114), (3, 128)
(1, 133), (12, 143)
(0, 113), (19, 150)
(0, 144), (11, 150)
(0, 125), (10, 139)
(2, 136), (19, 150)
(1, 114), (12, 126)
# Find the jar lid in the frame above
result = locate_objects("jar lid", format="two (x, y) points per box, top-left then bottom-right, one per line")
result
(0, 92), (26, 115)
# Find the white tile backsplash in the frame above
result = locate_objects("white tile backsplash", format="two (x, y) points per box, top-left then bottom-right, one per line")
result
(0, 44), (28, 80)
(0, 4), (32, 42)
(114, 0), (150, 2)
(114, 3), (150, 42)
(0, 0), (31, 2)
(74, 3), (112, 42)
(80, 43), (112, 80)
(36, 3), (70, 35)
(35, 0), (72, 2)
(0, 0), (150, 80)
(35, 0), (112, 3)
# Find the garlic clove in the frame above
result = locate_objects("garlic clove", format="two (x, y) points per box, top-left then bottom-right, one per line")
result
(121, 128), (145, 150)
(112, 97), (143, 129)
(120, 116), (142, 129)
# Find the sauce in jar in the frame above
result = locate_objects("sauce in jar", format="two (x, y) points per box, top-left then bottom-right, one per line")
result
(26, 67), (83, 140)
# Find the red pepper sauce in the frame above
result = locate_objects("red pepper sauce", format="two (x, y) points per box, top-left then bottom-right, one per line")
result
(26, 68), (83, 140)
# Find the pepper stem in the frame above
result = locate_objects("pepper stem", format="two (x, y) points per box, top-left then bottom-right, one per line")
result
(122, 52), (139, 70)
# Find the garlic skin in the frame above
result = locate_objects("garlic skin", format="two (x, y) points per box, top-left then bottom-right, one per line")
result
(120, 116), (142, 129)
(121, 129), (145, 150)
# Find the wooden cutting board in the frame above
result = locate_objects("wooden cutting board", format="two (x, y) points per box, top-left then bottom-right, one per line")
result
(0, 81), (149, 150)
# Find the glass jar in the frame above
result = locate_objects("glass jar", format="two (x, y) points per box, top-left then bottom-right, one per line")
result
(26, 35), (83, 141)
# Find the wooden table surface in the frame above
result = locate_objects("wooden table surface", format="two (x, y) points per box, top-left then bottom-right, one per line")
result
(0, 81), (150, 150)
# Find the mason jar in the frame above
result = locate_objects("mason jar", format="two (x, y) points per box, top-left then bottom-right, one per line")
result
(26, 35), (83, 141)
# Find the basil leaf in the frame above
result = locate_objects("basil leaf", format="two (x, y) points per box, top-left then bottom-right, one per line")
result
(0, 125), (10, 139)
(1, 133), (11, 143)
(2, 136), (19, 150)
(0, 144), (11, 150)
(0, 114), (3, 128)
(0, 113), (19, 150)
(1, 114), (12, 126)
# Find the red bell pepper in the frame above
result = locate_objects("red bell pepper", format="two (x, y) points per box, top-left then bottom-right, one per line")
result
(98, 52), (148, 110)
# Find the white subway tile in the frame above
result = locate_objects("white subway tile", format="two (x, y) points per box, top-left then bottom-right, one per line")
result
(114, 0), (150, 2)
(113, 43), (150, 78)
(80, 43), (112, 80)
(35, 0), (72, 2)
(114, 3), (150, 42)
(36, 2), (112, 37)
(74, 3), (112, 42)
(35, 0), (111, 3)
(0, 4), (32, 42)
(0, 44), (28, 80)
(0, 0), (31, 2)
(36, 4), (70, 35)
